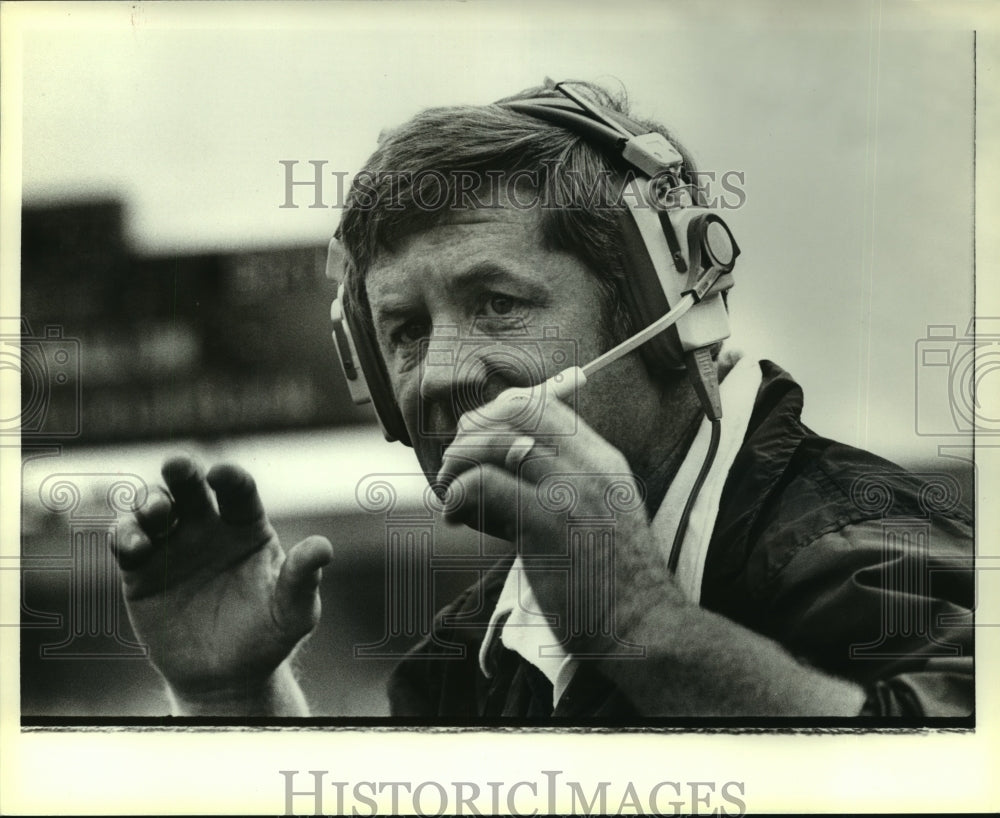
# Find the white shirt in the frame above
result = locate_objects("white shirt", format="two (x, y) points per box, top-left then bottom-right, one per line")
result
(477, 355), (763, 707)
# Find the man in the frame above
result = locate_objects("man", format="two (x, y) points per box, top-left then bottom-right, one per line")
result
(115, 81), (973, 719)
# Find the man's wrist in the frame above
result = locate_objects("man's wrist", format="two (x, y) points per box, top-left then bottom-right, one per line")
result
(166, 661), (310, 717)
(595, 599), (867, 717)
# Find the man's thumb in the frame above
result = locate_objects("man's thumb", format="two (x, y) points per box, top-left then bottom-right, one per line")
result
(274, 536), (334, 634)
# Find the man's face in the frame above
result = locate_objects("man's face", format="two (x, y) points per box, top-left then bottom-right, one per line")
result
(364, 203), (612, 476)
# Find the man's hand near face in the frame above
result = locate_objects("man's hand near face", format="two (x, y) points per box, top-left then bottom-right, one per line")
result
(437, 384), (681, 634)
(114, 456), (332, 715)
(439, 387), (868, 717)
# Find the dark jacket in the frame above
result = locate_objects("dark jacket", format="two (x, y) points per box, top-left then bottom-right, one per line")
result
(388, 361), (975, 720)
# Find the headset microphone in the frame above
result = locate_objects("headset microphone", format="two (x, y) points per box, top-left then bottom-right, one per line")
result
(492, 255), (731, 420)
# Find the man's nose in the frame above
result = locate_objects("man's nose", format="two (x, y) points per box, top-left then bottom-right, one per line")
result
(419, 329), (513, 417)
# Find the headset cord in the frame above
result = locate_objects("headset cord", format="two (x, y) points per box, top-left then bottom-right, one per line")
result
(667, 345), (724, 575)
(666, 416), (721, 575)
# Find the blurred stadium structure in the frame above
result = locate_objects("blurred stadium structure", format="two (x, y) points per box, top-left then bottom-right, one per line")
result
(20, 199), (364, 441)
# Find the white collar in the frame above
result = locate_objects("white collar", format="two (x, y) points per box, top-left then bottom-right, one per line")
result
(478, 355), (764, 707)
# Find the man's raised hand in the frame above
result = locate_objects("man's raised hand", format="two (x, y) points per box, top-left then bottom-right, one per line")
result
(113, 455), (333, 714)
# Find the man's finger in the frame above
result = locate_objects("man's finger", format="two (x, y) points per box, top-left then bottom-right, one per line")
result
(110, 517), (158, 571)
(437, 442), (509, 491)
(438, 432), (560, 493)
(442, 463), (523, 541)
(133, 486), (176, 539)
(441, 388), (618, 487)
(207, 463), (266, 525)
(486, 384), (632, 472)
(162, 455), (216, 521)
(482, 385), (578, 437)
(273, 536), (334, 636)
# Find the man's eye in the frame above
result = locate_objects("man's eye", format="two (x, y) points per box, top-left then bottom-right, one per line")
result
(485, 295), (521, 316)
(394, 319), (430, 345)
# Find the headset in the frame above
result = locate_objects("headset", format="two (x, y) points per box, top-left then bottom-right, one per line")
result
(328, 81), (740, 447)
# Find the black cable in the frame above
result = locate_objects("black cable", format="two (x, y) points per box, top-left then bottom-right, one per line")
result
(667, 417), (722, 575)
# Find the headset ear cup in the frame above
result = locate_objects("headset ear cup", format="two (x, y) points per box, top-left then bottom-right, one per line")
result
(350, 316), (411, 446)
(334, 286), (411, 445)
(686, 214), (740, 280)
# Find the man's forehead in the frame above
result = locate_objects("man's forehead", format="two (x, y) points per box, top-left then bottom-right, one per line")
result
(364, 203), (562, 312)
(375, 200), (544, 260)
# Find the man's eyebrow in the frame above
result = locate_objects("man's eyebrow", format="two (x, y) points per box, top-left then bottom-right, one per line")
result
(449, 262), (552, 302)
(372, 262), (552, 324)
(372, 298), (421, 325)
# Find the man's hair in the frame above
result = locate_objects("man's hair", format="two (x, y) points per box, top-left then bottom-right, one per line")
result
(335, 80), (699, 347)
